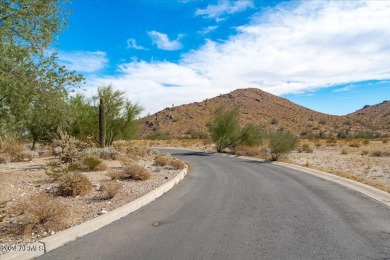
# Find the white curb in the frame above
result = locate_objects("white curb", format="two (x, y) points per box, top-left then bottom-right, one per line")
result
(236, 155), (390, 208)
(0, 165), (188, 260)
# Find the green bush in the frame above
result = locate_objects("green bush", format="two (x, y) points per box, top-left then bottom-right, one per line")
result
(208, 106), (262, 152)
(269, 131), (298, 160)
(83, 156), (102, 171)
(146, 131), (171, 140)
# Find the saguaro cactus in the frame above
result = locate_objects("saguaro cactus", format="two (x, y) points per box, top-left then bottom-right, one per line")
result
(99, 97), (106, 148)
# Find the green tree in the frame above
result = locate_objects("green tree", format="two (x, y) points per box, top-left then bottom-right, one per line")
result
(268, 131), (298, 161)
(97, 85), (143, 146)
(0, 0), (83, 137)
(208, 106), (263, 152)
(68, 94), (96, 139)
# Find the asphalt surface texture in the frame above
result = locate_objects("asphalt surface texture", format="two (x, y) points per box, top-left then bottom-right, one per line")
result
(39, 149), (390, 260)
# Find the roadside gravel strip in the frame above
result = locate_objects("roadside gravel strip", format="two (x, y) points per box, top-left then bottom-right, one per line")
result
(0, 166), (188, 260)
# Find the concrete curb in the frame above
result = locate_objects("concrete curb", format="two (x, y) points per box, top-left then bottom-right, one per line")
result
(233, 155), (390, 208)
(1, 165), (188, 260)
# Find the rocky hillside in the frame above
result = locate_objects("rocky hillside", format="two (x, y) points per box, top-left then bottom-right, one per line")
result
(346, 101), (390, 133)
(139, 88), (389, 138)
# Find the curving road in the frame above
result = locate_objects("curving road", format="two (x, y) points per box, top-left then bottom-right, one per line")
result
(39, 149), (390, 259)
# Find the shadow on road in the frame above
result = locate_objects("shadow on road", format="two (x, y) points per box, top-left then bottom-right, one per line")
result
(170, 151), (212, 157)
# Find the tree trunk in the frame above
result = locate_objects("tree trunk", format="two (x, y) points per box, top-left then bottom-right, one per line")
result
(99, 97), (106, 148)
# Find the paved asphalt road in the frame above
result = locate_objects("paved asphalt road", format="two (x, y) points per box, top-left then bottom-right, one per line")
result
(39, 149), (390, 260)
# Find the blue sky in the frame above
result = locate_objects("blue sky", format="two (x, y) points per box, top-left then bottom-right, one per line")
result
(57, 0), (390, 116)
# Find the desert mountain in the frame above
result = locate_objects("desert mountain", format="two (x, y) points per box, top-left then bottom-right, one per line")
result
(347, 101), (390, 132)
(140, 88), (389, 138)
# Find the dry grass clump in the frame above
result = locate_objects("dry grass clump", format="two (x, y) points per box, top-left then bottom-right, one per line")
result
(6, 193), (69, 236)
(233, 146), (260, 156)
(361, 150), (369, 156)
(340, 148), (348, 155)
(349, 141), (361, 148)
(297, 143), (313, 153)
(108, 164), (151, 181)
(325, 138), (337, 146)
(153, 154), (185, 169)
(99, 181), (122, 199)
(126, 144), (149, 158)
(169, 159), (185, 170)
(0, 136), (32, 162)
(153, 154), (171, 167)
(58, 172), (92, 197)
(82, 156), (107, 171)
(370, 150), (390, 157)
(362, 139), (370, 145)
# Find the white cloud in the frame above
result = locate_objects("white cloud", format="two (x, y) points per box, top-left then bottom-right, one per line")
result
(147, 31), (184, 51)
(58, 51), (108, 73)
(199, 25), (219, 35)
(86, 0), (390, 115)
(126, 38), (147, 50)
(195, 0), (254, 19)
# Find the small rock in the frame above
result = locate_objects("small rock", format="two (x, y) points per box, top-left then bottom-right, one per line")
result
(50, 231), (55, 235)
(99, 209), (108, 215)
(20, 192), (26, 197)
(35, 185), (41, 188)
(164, 177), (168, 179)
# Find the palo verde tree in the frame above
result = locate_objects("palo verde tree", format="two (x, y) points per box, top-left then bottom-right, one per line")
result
(208, 106), (263, 152)
(268, 130), (298, 161)
(0, 0), (83, 138)
(96, 85), (143, 146)
(69, 85), (143, 146)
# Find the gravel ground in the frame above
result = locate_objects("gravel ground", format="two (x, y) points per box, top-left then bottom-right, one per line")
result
(0, 154), (183, 253)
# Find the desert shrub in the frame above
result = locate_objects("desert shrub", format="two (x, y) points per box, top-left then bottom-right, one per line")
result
(233, 146), (260, 156)
(82, 156), (103, 171)
(67, 162), (80, 172)
(169, 159), (185, 170)
(146, 131), (171, 140)
(52, 131), (87, 163)
(153, 154), (171, 167)
(370, 151), (389, 157)
(0, 155), (7, 164)
(1, 138), (25, 162)
(268, 131), (298, 160)
(301, 144), (313, 153)
(83, 147), (118, 160)
(186, 129), (209, 139)
(45, 163), (68, 181)
(208, 107), (263, 152)
(349, 141), (361, 148)
(126, 144), (148, 158)
(326, 138), (337, 146)
(340, 148), (348, 155)
(109, 164), (150, 181)
(100, 181), (122, 200)
(58, 172), (92, 197)
(270, 118), (278, 124)
(8, 193), (69, 235)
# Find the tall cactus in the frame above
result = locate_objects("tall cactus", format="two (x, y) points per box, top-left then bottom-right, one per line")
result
(99, 97), (106, 148)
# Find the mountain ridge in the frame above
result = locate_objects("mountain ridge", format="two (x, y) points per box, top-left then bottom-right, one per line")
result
(139, 88), (389, 138)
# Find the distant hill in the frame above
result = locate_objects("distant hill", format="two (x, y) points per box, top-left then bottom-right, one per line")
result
(139, 88), (389, 139)
(347, 100), (390, 133)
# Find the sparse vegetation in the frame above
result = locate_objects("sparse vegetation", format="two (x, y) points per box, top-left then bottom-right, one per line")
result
(7, 193), (69, 236)
(83, 156), (104, 171)
(100, 181), (122, 200)
(109, 164), (151, 181)
(208, 106), (263, 152)
(269, 131), (298, 160)
(58, 172), (92, 197)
